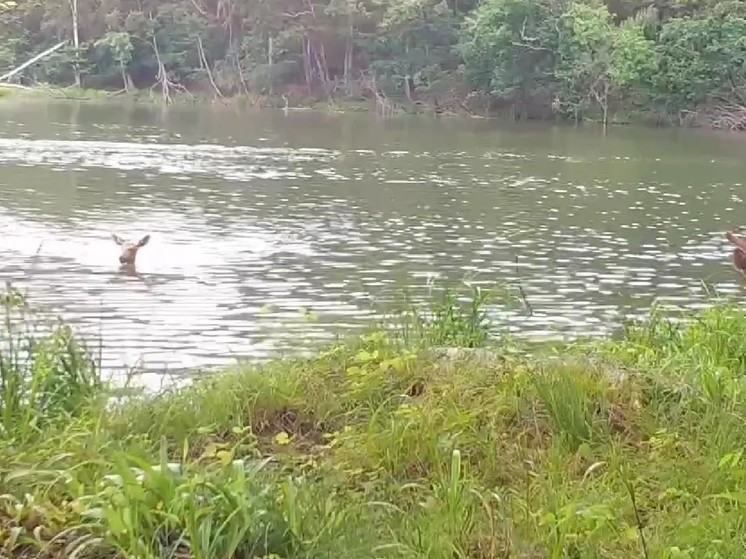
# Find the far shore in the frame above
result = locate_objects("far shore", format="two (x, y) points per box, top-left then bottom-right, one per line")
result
(0, 82), (724, 132)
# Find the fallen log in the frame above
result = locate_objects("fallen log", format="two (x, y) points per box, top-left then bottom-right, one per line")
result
(0, 41), (67, 82)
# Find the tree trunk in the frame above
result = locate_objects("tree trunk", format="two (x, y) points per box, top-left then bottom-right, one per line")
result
(302, 37), (312, 91)
(197, 34), (225, 102)
(314, 41), (331, 97)
(343, 24), (353, 96)
(267, 35), (274, 95)
(119, 60), (130, 92)
(404, 74), (413, 102)
(68, 0), (81, 87)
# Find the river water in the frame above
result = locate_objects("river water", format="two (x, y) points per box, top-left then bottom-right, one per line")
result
(0, 99), (743, 383)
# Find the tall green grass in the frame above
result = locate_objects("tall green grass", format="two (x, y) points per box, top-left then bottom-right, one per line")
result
(0, 285), (100, 441)
(384, 279), (519, 349)
(3, 284), (746, 558)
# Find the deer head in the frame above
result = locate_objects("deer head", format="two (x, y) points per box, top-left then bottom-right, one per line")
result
(725, 230), (746, 278)
(111, 233), (150, 266)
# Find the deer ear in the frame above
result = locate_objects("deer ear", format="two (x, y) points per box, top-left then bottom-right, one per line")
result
(112, 234), (124, 246)
(137, 234), (151, 247)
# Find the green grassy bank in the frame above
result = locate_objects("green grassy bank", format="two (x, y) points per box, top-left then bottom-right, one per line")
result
(2, 283), (746, 558)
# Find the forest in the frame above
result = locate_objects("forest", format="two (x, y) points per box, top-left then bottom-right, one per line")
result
(0, 0), (745, 129)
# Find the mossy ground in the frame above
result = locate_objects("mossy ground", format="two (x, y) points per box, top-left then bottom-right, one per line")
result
(1, 285), (746, 558)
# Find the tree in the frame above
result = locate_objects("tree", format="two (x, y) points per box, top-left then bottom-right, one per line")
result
(460, 0), (559, 117)
(0, 1), (27, 72)
(95, 31), (133, 90)
(555, 2), (616, 122)
(654, 10), (746, 114)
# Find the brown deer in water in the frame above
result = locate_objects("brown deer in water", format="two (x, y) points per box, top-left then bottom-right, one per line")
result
(725, 230), (746, 278)
(111, 233), (150, 268)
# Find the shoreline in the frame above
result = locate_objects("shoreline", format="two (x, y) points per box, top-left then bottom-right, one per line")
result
(2, 284), (746, 558)
(0, 82), (726, 132)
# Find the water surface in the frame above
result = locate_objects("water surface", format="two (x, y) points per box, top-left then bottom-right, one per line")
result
(0, 100), (743, 382)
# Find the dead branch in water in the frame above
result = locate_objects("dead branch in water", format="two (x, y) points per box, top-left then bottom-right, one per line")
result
(709, 102), (746, 131)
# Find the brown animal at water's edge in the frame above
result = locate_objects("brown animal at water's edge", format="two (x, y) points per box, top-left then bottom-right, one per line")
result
(725, 230), (746, 278)
(111, 233), (150, 266)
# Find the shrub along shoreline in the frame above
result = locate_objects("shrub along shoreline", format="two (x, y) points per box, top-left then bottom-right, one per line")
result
(2, 283), (746, 558)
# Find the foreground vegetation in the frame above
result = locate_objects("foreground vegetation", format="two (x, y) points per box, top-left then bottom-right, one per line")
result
(3, 282), (746, 558)
(2, 0), (746, 128)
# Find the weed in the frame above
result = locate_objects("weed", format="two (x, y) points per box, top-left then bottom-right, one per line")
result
(388, 279), (505, 349)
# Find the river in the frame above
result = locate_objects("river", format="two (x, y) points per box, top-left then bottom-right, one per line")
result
(0, 99), (743, 384)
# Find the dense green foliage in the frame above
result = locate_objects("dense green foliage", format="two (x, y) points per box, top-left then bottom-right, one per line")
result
(5, 285), (746, 557)
(0, 0), (744, 126)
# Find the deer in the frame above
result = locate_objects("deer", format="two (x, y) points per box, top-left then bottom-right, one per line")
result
(725, 230), (746, 278)
(111, 233), (151, 269)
